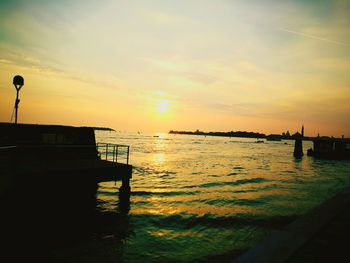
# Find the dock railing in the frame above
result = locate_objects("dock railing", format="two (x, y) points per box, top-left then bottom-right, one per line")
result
(1, 144), (130, 164)
(96, 143), (130, 164)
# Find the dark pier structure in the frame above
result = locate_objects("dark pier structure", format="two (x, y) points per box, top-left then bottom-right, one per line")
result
(0, 122), (132, 202)
(307, 137), (350, 160)
(0, 122), (133, 261)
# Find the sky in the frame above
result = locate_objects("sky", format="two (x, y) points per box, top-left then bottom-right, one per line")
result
(0, 0), (349, 136)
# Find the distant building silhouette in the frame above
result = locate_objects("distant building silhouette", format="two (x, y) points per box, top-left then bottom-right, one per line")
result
(302, 125), (304, 138)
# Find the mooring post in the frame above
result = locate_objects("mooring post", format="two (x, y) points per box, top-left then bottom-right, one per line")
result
(293, 132), (303, 158)
(119, 173), (131, 208)
(120, 175), (130, 193)
(119, 176), (130, 212)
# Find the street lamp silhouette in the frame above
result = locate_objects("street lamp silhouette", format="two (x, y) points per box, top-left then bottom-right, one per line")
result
(13, 75), (24, 124)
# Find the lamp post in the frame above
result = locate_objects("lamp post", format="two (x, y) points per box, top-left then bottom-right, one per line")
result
(13, 75), (24, 124)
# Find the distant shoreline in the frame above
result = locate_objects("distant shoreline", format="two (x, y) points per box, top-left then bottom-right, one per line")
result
(168, 130), (328, 141)
(84, 126), (115, 131)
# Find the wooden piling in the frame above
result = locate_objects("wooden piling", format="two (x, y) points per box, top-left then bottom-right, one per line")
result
(293, 132), (303, 158)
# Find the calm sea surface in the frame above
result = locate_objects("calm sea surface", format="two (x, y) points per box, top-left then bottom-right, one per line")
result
(92, 131), (350, 262)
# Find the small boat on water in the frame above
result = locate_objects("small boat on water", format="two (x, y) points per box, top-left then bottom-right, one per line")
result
(255, 139), (264, 143)
(266, 134), (282, 141)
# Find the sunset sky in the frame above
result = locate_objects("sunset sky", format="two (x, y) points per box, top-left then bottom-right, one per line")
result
(1, 0), (349, 136)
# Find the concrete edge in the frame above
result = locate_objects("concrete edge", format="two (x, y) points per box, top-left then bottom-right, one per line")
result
(233, 191), (350, 263)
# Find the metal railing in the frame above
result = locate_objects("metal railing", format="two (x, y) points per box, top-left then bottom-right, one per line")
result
(1, 144), (130, 164)
(96, 143), (130, 164)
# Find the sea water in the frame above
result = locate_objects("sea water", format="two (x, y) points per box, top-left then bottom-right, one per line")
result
(91, 131), (350, 262)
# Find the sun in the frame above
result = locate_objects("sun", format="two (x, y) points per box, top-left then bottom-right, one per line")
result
(157, 100), (170, 114)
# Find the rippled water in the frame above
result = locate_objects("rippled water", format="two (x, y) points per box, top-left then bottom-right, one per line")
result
(94, 131), (350, 262)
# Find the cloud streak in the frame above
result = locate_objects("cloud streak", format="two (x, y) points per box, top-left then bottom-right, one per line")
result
(279, 28), (350, 46)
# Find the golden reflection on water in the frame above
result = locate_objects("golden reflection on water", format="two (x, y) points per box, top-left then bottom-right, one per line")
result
(132, 204), (266, 217)
(155, 132), (166, 139)
(153, 153), (165, 164)
(149, 229), (202, 239)
(143, 202), (181, 215)
(131, 187), (294, 204)
(130, 185), (293, 217)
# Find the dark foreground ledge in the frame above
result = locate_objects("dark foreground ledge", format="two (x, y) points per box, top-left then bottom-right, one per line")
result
(233, 189), (350, 263)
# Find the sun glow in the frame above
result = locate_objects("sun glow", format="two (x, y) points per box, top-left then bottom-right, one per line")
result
(157, 100), (170, 114)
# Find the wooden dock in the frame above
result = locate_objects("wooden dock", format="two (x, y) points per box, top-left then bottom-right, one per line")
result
(0, 123), (132, 200)
(5, 159), (132, 182)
